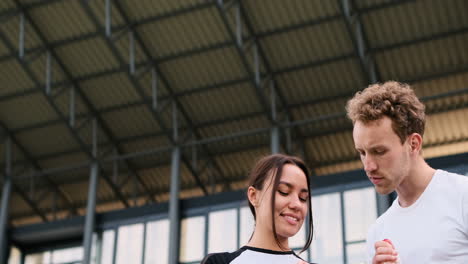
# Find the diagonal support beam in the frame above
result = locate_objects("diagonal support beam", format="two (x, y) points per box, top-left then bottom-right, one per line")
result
(12, 0), (156, 204)
(339, 0), (380, 84)
(0, 19), (130, 209)
(0, 120), (75, 220)
(78, 0), (231, 195)
(234, 1), (314, 161)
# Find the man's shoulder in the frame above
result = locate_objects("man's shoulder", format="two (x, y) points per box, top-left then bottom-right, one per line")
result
(435, 169), (468, 189)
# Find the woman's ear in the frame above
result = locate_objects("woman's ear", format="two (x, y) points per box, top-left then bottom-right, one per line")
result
(247, 186), (258, 207)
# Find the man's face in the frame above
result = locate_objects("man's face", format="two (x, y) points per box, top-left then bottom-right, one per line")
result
(352, 116), (412, 194)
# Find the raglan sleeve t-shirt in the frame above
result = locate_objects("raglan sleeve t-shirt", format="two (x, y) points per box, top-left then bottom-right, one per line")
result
(201, 246), (311, 264)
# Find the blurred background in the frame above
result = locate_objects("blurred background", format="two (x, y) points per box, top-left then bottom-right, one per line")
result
(1, 0), (468, 263)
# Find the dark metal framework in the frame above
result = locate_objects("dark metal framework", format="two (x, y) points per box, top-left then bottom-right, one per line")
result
(0, 0), (468, 262)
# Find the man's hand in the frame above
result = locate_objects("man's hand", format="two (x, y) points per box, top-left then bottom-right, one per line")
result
(372, 239), (399, 264)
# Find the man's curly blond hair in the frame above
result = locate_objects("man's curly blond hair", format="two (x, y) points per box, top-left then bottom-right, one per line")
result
(346, 81), (426, 144)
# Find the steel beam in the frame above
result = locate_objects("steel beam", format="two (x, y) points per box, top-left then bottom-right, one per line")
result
(168, 146), (181, 264)
(82, 162), (99, 264)
(0, 120), (73, 219)
(0, 138), (12, 263)
(12, 0), (154, 205)
(77, 0), (230, 196)
(339, 0), (380, 84)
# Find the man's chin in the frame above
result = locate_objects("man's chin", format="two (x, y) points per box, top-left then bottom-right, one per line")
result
(375, 186), (394, 195)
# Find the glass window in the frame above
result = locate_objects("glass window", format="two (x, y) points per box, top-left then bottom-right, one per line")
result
(145, 219), (169, 264)
(25, 252), (49, 264)
(8, 247), (20, 264)
(344, 187), (377, 242)
(239, 206), (255, 247)
(100, 229), (115, 264)
(290, 217), (306, 249)
(310, 193), (343, 264)
(179, 216), (205, 262)
(346, 242), (367, 264)
(116, 223), (144, 264)
(208, 209), (237, 254)
(51, 246), (83, 263)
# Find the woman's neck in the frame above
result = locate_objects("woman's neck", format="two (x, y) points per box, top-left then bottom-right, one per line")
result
(246, 228), (290, 251)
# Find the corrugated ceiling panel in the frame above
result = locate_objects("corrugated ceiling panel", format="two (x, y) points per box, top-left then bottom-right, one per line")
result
(244, 0), (339, 32)
(113, 31), (147, 67)
(0, 38), (8, 57)
(364, 0), (468, 48)
(29, 0), (95, 42)
(178, 83), (263, 124)
(38, 152), (88, 172)
(10, 193), (33, 217)
(377, 33), (468, 81)
(0, 92), (59, 129)
(53, 90), (89, 117)
(160, 47), (245, 93)
(315, 160), (363, 176)
(137, 5), (229, 59)
(1, 10), (42, 50)
(55, 38), (119, 77)
(424, 141), (468, 160)
(206, 132), (270, 157)
(199, 114), (270, 139)
(138, 166), (167, 193)
(101, 105), (162, 139)
(0, 0), (15, 9)
(214, 147), (269, 182)
(87, 0), (125, 27)
(261, 20), (353, 70)
(424, 108), (468, 147)
(135, 68), (170, 99)
(0, 142), (26, 165)
(0, 60), (35, 96)
(355, 0), (395, 9)
(26, 53), (68, 90)
(413, 72), (468, 112)
(122, 0), (209, 20)
(277, 58), (365, 105)
(80, 73), (141, 110)
(15, 123), (79, 156)
(306, 131), (356, 166)
(121, 134), (171, 153)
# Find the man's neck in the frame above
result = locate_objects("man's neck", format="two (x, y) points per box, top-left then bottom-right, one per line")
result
(396, 159), (436, 207)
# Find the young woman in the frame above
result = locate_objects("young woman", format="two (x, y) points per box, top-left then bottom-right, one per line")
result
(202, 154), (314, 264)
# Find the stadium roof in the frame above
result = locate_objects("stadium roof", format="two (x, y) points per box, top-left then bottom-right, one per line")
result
(1, 0), (468, 225)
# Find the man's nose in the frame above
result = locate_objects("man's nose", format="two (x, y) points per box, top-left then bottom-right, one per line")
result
(364, 156), (377, 172)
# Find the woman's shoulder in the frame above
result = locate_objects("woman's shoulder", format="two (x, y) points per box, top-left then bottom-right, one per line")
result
(201, 249), (245, 264)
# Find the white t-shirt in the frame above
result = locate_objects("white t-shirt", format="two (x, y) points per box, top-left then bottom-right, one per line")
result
(367, 170), (468, 263)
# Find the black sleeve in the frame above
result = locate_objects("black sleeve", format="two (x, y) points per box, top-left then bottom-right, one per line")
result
(200, 252), (229, 264)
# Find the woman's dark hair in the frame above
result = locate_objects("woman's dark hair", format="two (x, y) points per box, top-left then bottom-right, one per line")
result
(247, 153), (313, 253)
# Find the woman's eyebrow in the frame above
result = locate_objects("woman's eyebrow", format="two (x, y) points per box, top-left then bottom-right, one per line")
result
(278, 181), (309, 193)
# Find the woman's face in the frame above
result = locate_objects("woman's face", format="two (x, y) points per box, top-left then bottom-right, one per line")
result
(254, 164), (309, 240)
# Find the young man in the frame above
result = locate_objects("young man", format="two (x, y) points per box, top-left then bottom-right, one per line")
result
(346, 81), (468, 263)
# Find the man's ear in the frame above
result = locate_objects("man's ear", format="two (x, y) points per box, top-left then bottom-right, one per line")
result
(408, 133), (423, 153)
(247, 186), (258, 207)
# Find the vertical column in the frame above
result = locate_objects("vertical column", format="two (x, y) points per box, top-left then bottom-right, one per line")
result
(18, 13), (25, 59)
(83, 120), (99, 264)
(168, 102), (181, 264)
(339, 191), (348, 264)
(270, 81), (279, 153)
(0, 138), (12, 264)
(376, 192), (392, 216)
